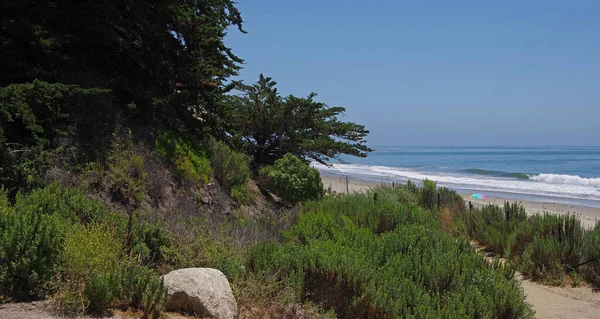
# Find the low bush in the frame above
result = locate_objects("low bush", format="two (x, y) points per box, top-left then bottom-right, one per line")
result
(106, 139), (148, 208)
(0, 184), (122, 302)
(156, 130), (211, 184)
(249, 190), (534, 318)
(0, 80), (110, 196)
(259, 154), (323, 203)
(455, 198), (589, 285)
(580, 224), (600, 287)
(231, 184), (254, 205)
(208, 138), (253, 204)
(209, 138), (251, 190)
(0, 200), (66, 301)
(132, 214), (172, 268)
(56, 224), (122, 315)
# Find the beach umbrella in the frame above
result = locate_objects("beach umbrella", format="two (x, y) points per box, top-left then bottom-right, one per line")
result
(470, 193), (486, 199)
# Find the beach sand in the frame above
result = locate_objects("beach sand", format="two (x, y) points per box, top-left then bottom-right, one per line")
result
(321, 174), (600, 228)
(322, 173), (600, 318)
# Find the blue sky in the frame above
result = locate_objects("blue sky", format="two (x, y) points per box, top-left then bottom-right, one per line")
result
(224, 1), (599, 146)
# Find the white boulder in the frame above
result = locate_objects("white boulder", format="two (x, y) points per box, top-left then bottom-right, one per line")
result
(163, 268), (237, 319)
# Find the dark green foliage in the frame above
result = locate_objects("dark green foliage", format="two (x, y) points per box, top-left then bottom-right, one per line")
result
(224, 74), (371, 166)
(132, 214), (172, 268)
(420, 178), (437, 209)
(260, 154), (323, 203)
(0, 0), (245, 132)
(0, 198), (66, 301)
(249, 191), (533, 318)
(0, 81), (110, 194)
(115, 262), (166, 313)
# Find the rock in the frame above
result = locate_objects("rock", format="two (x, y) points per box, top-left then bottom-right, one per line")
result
(163, 268), (237, 319)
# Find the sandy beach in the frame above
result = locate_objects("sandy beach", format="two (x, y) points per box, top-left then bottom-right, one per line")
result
(321, 174), (600, 228)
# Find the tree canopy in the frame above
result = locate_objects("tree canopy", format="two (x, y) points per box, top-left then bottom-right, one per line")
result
(0, 0), (245, 128)
(224, 74), (372, 167)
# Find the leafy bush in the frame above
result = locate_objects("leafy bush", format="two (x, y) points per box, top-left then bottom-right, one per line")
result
(60, 225), (122, 284)
(14, 183), (113, 225)
(132, 214), (172, 268)
(209, 138), (251, 190)
(57, 225), (122, 314)
(208, 138), (253, 204)
(249, 191), (534, 318)
(420, 178), (437, 209)
(250, 200), (532, 318)
(259, 153), (323, 203)
(156, 131), (211, 184)
(0, 80), (110, 195)
(0, 184), (121, 302)
(231, 184), (254, 205)
(84, 271), (116, 314)
(581, 224), (600, 287)
(105, 137), (148, 208)
(0, 200), (66, 301)
(521, 236), (564, 284)
(457, 200), (588, 285)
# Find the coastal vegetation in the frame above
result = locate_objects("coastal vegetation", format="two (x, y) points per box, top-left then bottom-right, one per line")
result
(1, 1), (598, 318)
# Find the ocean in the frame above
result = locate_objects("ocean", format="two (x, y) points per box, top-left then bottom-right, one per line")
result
(313, 146), (600, 207)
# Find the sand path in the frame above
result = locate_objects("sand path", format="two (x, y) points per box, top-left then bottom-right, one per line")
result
(518, 274), (600, 319)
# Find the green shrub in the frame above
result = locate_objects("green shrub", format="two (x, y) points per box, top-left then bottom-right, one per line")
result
(259, 153), (323, 203)
(0, 80), (110, 195)
(14, 183), (113, 225)
(209, 138), (251, 190)
(581, 224), (600, 287)
(115, 261), (166, 313)
(0, 202), (67, 301)
(420, 179), (437, 209)
(0, 184), (123, 302)
(155, 131), (211, 184)
(84, 271), (116, 314)
(105, 139), (148, 208)
(521, 236), (564, 284)
(231, 184), (254, 205)
(57, 224), (122, 314)
(250, 192), (534, 318)
(132, 214), (172, 267)
(60, 225), (122, 283)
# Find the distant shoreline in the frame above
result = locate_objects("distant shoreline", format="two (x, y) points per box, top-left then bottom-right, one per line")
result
(321, 173), (600, 228)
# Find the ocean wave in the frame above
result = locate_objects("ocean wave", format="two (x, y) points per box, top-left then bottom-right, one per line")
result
(531, 174), (600, 188)
(312, 162), (600, 201)
(460, 168), (533, 179)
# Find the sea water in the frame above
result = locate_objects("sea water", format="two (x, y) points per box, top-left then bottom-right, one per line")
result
(313, 146), (600, 207)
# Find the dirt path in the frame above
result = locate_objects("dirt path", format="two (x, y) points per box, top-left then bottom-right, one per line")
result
(0, 302), (196, 319)
(518, 274), (600, 319)
(1, 281), (599, 319)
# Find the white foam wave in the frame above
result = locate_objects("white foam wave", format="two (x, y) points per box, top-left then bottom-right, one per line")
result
(531, 174), (600, 188)
(313, 162), (600, 201)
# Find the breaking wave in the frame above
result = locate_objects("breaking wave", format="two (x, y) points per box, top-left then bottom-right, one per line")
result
(313, 162), (600, 201)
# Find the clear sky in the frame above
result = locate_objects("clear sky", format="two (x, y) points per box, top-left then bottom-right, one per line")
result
(224, 1), (599, 146)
